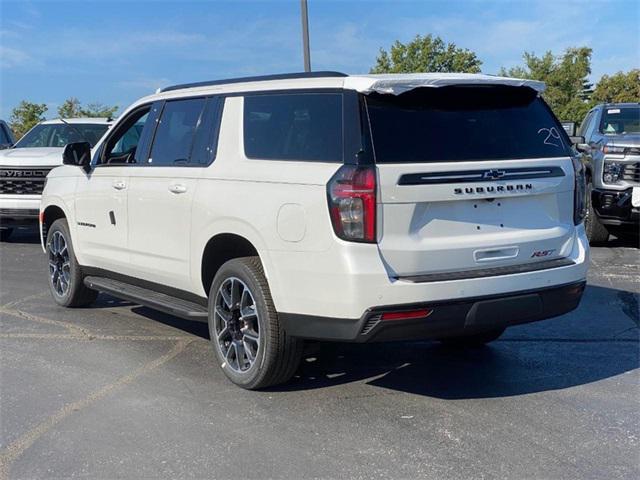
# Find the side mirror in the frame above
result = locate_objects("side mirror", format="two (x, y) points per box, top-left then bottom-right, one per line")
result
(569, 136), (589, 153)
(561, 122), (576, 136)
(62, 142), (92, 171)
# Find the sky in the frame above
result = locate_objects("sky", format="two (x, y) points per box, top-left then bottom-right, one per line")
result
(1, 0), (638, 119)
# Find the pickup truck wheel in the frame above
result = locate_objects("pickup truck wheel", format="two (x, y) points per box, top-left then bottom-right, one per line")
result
(0, 228), (13, 242)
(585, 181), (609, 245)
(46, 219), (98, 307)
(208, 257), (303, 390)
(438, 327), (505, 348)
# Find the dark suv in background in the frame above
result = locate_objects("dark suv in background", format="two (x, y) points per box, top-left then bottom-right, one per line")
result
(0, 120), (15, 149)
(573, 103), (639, 243)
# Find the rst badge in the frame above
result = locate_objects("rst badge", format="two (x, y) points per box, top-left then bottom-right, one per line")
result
(531, 249), (555, 258)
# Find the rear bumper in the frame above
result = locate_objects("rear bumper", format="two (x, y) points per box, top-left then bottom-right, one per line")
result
(267, 225), (589, 320)
(280, 281), (586, 342)
(592, 187), (639, 226)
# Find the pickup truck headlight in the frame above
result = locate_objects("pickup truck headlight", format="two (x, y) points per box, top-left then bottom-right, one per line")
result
(603, 162), (623, 184)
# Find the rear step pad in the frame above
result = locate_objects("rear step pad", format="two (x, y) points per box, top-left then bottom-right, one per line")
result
(83, 276), (208, 321)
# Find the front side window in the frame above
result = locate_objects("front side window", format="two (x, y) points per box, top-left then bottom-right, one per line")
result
(584, 111), (600, 139)
(578, 111), (594, 137)
(149, 98), (206, 165)
(366, 86), (571, 163)
(102, 105), (156, 165)
(111, 113), (148, 156)
(599, 106), (640, 135)
(244, 93), (343, 162)
(14, 123), (109, 148)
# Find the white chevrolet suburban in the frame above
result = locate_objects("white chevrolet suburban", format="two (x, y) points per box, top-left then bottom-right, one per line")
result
(0, 118), (111, 241)
(40, 72), (589, 389)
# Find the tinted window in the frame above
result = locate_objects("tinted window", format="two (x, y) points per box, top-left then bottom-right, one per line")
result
(366, 86), (571, 163)
(190, 97), (223, 165)
(102, 105), (156, 165)
(578, 111), (594, 137)
(244, 93), (342, 161)
(150, 98), (206, 165)
(599, 106), (640, 134)
(15, 123), (109, 148)
(111, 113), (148, 155)
(0, 125), (10, 145)
(584, 111), (600, 139)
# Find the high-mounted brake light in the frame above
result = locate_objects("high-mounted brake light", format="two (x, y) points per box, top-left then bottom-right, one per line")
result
(327, 165), (376, 243)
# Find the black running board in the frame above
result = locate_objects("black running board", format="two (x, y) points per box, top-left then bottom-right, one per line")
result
(84, 276), (208, 322)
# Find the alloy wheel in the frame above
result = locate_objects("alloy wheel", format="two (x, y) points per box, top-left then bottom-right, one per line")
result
(48, 230), (71, 296)
(213, 277), (260, 373)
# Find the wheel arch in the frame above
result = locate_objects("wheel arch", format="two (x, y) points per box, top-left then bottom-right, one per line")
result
(41, 203), (68, 250)
(200, 232), (265, 298)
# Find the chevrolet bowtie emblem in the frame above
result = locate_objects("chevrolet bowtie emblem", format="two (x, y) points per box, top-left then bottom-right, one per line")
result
(483, 169), (506, 180)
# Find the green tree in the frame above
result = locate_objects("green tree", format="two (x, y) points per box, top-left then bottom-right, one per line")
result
(57, 97), (83, 118)
(9, 101), (48, 139)
(58, 98), (118, 119)
(500, 47), (593, 123)
(592, 70), (640, 103)
(79, 102), (118, 118)
(371, 34), (482, 74)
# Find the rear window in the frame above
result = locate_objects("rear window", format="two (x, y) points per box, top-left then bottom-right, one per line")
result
(365, 86), (571, 163)
(244, 93), (342, 162)
(599, 106), (640, 134)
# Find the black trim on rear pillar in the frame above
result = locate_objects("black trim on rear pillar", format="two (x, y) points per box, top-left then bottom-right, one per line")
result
(279, 281), (586, 342)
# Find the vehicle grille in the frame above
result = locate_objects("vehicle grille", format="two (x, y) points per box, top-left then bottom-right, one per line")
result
(621, 163), (640, 184)
(626, 147), (640, 156)
(0, 208), (39, 217)
(0, 168), (51, 195)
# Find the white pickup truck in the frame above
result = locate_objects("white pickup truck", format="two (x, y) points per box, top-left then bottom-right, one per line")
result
(0, 117), (111, 241)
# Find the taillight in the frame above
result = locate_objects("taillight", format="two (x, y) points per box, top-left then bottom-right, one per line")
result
(572, 154), (586, 225)
(327, 164), (376, 243)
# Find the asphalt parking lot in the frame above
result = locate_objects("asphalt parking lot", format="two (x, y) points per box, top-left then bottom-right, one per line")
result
(0, 227), (638, 480)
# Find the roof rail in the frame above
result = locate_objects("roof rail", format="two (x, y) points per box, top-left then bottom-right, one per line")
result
(159, 71), (348, 93)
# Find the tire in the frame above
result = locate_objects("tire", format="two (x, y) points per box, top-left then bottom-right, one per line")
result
(585, 181), (609, 245)
(208, 257), (303, 390)
(438, 327), (505, 348)
(46, 218), (98, 307)
(0, 228), (12, 242)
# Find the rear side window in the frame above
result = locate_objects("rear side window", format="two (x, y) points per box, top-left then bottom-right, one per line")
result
(150, 98), (206, 165)
(244, 93), (342, 162)
(190, 97), (223, 165)
(366, 86), (571, 163)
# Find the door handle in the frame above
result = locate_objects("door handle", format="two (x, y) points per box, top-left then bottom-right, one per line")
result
(169, 184), (187, 194)
(112, 181), (126, 190)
